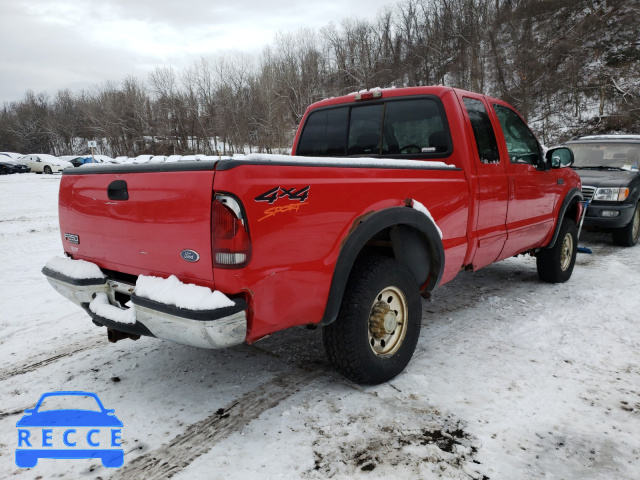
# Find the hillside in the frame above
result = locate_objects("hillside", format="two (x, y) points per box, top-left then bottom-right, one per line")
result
(1, 0), (638, 155)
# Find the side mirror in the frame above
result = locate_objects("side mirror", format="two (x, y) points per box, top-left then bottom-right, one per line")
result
(547, 147), (574, 168)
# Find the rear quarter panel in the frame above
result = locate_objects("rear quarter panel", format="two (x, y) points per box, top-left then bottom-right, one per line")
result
(213, 161), (469, 341)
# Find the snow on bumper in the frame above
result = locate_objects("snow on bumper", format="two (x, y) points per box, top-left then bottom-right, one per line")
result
(42, 258), (247, 349)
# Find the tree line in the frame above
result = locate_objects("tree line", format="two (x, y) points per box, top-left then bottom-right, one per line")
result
(1, 0), (638, 157)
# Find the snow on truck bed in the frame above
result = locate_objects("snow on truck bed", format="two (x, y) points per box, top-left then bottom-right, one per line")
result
(239, 153), (458, 169)
(82, 152), (458, 170)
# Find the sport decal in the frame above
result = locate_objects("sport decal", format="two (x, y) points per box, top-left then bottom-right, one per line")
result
(258, 203), (309, 222)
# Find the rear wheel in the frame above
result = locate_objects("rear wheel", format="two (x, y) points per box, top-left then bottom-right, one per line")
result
(43, 165), (52, 174)
(323, 256), (422, 385)
(612, 202), (640, 247)
(536, 218), (578, 283)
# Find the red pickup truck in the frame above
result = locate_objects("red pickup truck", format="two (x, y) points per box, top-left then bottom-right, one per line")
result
(43, 86), (582, 384)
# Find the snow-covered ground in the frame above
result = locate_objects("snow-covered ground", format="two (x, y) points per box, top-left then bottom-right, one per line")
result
(1, 173), (639, 479)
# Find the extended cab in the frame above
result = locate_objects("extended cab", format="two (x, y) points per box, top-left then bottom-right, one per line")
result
(43, 87), (582, 384)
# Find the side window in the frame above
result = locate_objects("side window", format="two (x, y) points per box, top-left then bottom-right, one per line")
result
(493, 104), (540, 165)
(462, 97), (500, 164)
(296, 107), (348, 156)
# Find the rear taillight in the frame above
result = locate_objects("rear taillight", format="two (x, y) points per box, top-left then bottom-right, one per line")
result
(212, 194), (251, 268)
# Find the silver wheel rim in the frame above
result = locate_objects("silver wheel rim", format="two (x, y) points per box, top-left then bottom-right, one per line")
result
(560, 232), (574, 271)
(368, 286), (408, 356)
(632, 207), (640, 242)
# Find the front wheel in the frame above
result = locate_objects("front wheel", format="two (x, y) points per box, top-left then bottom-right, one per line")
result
(323, 256), (422, 385)
(43, 165), (52, 174)
(612, 202), (640, 247)
(536, 218), (578, 283)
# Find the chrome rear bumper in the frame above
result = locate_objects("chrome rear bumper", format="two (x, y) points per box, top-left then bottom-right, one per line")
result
(42, 263), (247, 349)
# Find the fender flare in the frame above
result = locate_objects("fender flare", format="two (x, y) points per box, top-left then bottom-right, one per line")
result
(320, 206), (444, 326)
(545, 187), (582, 249)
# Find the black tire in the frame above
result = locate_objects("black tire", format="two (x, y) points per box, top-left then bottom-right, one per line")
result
(43, 165), (52, 174)
(536, 218), (578, 283)
(322, 256), (422, 385)
(612, 202), (640, 247)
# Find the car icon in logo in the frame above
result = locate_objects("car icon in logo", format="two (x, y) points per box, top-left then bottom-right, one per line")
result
(16, 391), (124, 468)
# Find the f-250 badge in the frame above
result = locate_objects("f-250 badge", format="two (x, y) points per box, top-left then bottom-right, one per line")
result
(254, 186), (310, 204)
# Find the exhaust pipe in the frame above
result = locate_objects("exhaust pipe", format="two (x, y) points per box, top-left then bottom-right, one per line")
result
(107, 328), (141, 343)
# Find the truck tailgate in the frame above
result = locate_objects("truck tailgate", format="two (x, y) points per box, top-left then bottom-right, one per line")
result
(59, 164), (216, 284)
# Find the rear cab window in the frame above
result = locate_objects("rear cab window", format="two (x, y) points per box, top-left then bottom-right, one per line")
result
(296, 96), (452, 159)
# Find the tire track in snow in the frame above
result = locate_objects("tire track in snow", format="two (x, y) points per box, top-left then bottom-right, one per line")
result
(0, 337), (104, 382)
(115, 369), (324, 479)
(0, 407), (27, 420)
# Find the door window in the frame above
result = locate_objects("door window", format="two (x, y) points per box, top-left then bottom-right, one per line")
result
(493, 104), (540, 166)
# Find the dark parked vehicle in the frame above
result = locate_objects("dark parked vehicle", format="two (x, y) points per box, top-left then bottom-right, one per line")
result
(564, 135), (640, 246)
(59, 155), (115, 167)
(0, 158), (31, 174)
(69, 156), (92, 168)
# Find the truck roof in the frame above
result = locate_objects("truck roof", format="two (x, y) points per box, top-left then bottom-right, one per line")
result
(306, 86), (503, 111)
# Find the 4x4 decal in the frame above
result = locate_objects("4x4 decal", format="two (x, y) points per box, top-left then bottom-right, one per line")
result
(255, 186), (310, 204)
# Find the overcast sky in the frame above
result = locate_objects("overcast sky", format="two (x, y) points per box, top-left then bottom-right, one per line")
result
(0, 0), (397, 104)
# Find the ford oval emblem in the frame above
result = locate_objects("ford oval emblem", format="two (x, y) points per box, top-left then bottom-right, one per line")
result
(180, 249), (200, 262)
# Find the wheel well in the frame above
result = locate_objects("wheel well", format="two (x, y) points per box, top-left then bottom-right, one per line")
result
(546, 188), (583, 249)
(356, 225), (433, 287)
(565, 199), (580, 224)
(320, 207), (444, 326)
(356, 227), (394, 260)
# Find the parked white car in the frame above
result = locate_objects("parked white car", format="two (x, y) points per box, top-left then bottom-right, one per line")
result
(0, 151), (23, 160)
(94, 154), (117, 164)
(132, 155), (154, 164)
(178, 154), (205, 161)
(19, 154), (73, 174)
